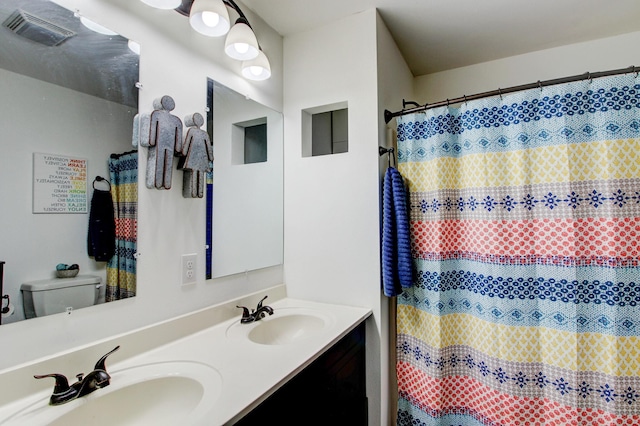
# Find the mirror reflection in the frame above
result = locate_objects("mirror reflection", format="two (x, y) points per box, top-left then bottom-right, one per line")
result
(0, 0), (139, 324)
(207, 79), (284, 278)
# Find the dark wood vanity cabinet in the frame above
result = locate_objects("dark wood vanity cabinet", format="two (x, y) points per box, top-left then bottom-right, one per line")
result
(236, 322), (368, 425)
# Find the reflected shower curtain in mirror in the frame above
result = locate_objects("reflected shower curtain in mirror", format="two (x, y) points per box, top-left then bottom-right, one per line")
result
(106, 151), (138, 301)
(395, 74), (640, 425)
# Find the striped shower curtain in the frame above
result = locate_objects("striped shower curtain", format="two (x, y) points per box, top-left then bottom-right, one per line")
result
(395, 74), (640, 425)
(106, 151), (138, 301)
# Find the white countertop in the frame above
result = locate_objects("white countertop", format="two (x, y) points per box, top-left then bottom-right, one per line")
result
(0, 295), (371, 425)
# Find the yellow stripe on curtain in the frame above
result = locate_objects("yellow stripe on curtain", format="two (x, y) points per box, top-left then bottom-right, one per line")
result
(400, 138), (640, 192)
(397, 305), (640, 376)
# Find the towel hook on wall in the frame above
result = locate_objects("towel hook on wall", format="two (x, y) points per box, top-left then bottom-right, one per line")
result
(379, 146), (395, 168)
(93, 176), (111, 191)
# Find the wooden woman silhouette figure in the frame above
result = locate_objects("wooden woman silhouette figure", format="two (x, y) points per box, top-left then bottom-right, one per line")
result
(179, 112), (213, 198)
(140, 95), (183, 189)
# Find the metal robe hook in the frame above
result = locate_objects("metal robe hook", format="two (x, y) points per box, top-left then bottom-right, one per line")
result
(379, 146), (395, 168)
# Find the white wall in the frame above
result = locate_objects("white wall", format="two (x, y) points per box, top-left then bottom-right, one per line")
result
(0, 0), (284, 370)
(414, 31), (640, 104)
(376, 13), (414, 426)
(282, 9), (385, 424)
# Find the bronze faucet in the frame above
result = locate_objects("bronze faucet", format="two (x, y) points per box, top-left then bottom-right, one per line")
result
(34, 346), (120, 405)
(237, 295), (274, 324)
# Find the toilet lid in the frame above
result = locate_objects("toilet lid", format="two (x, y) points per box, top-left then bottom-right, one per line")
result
(20, 275), (101, 292)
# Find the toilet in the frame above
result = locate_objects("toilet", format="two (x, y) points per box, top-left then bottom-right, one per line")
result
(20, 275), (102, 319)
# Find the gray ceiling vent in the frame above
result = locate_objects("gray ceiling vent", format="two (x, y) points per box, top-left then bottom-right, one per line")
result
(2, 9), (75, 46)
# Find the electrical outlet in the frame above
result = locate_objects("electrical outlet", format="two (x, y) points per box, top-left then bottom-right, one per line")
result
(181, 254), (197, 285)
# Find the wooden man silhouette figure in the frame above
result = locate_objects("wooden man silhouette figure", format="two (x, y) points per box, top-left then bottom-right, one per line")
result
(140, 95), (183, 189)
(179, 112), (213, 198)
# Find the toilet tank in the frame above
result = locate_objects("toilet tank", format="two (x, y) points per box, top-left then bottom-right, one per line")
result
(20, 275), (102, 319)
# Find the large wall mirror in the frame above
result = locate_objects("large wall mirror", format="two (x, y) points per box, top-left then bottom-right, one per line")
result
(0, 0), (139, 324)
(207, 79), (284, 278)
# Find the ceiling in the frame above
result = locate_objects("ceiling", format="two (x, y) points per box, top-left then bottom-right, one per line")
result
(240, 0), (640, 76)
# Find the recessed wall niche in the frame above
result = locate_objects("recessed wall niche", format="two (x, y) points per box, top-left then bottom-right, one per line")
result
(232, 117), (268, 164)
(301, 102), (348, 157)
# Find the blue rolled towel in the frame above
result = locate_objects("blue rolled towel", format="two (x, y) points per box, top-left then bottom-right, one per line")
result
(381, 167), (413, 296)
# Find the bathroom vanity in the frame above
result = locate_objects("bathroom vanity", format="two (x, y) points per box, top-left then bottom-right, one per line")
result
(236, 321), (368, 424)
(0, 285), (371, 425)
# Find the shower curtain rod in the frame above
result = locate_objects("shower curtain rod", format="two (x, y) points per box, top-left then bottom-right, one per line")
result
(384, 65), (639, 124)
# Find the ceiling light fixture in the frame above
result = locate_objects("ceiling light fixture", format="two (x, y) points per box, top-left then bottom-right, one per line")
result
(224, 17), (259, 60)
(139, 0), (182, 10)
(128, 40), (141, 55)
(77, 15), (117, 36)
(241, 49), (271, 81)
(189, 0), (230, 37)
(169, 0), (271, 81)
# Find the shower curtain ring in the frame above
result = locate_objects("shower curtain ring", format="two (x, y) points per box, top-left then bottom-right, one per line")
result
(463, 95), (468, 105)
(537, 80), (543, 91)
(498, 88), (503, 100)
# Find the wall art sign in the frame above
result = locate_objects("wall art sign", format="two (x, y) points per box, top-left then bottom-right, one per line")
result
(33, 153), (88, 214)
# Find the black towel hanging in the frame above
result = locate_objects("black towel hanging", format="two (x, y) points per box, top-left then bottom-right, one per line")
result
(88, 177), (115, 262)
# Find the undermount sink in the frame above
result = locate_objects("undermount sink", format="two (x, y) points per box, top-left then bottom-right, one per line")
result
(0, 361), (222, 426)
(226, 308), (333, 345)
